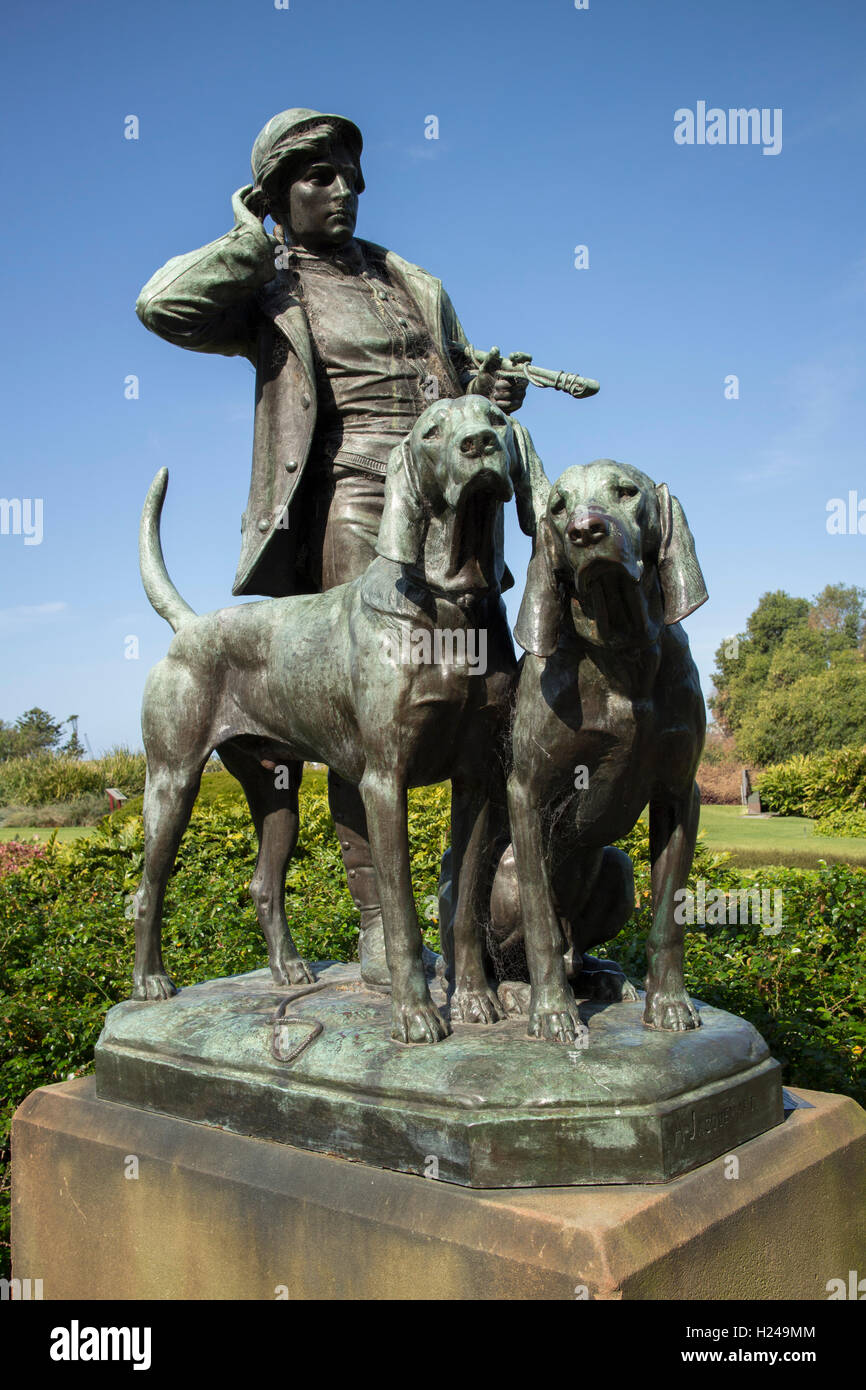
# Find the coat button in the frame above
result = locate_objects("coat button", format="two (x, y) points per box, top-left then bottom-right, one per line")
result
(349, 869), (356, 879)
(285, 459), (298, 472)
(301, 393), (311, 408)
(258, 518), (270, 532)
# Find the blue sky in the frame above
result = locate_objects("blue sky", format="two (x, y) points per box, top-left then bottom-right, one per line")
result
(1, 0), (864, 753)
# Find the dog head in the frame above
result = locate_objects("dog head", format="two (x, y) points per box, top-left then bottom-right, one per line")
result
(515, 459), (708, 655)
(376, 395), (517, 572)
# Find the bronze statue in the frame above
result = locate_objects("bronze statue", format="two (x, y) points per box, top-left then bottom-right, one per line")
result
(133, 104), (707, 1047)
(94, 102), (788, 1193)
(136, 107), (537, 987)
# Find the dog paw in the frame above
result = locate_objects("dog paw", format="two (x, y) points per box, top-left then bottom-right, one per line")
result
(528, 989), (588, 1045)
(391, 996), (451, 1045)
(132, 971), (177, 1001)
(450, 983), (504, 1025)
(643, 988), (700, 1031)
(272, 956), (316, 987)
(497, 980), (532, 1016)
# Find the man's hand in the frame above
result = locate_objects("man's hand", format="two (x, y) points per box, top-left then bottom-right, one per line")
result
(232, 185), (281, 249)
(491, 371), (528, 414)
(466, 347), (531, 415)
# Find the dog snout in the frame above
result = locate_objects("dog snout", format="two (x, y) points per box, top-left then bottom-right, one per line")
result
(459, 428), (500, 460)
(566, 510), (611, 547)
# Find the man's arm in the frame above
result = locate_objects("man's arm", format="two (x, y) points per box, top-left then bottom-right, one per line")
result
(136, 187), (278, 363)
(439, 290), (477, 390)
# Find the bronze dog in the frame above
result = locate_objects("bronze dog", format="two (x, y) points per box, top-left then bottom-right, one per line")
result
(505, 460), (708, 1043)
(132, 395), (528, 1043)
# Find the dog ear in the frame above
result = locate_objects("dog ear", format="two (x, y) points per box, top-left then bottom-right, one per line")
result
(376, 436), (427, 566)
(655, 483), (708, 623)
(514, 515), (563, 656)
(509, 420), (552, 538)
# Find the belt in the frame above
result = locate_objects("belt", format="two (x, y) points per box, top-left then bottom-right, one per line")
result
(331, 448), (389, 477)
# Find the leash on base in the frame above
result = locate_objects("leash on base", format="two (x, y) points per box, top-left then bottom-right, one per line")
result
(270, 982), (327, 1064)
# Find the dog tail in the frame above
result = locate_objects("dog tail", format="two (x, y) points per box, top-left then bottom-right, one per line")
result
(139, 469), (197, 632)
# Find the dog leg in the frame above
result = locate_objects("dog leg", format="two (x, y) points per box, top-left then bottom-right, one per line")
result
(359, 770), (449, 1044)
(218, 746), (314, 987)
(448, 781), (504, 1025)
(644, 783), (701, 1031)
(132, 760), (206, 999)
(556, 846), (639, 1001)
(507, 773), (587, 1044)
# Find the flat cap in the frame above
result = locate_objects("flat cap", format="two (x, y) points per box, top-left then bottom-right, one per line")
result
(251, 108), (364, 193)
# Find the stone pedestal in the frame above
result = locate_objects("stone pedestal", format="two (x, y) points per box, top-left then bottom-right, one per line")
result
(92, 965), (783, 1186)
(12, 1077), (866, 1300)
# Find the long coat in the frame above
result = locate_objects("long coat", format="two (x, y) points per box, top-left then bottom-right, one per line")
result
(136, 191), (478, 597)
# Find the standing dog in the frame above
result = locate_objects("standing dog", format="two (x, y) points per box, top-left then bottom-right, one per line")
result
(132, 395), (531, 1043)
(506, 460), (708, 1043)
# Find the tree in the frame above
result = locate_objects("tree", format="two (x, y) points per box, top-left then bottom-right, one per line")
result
(0, 721), (19, 762)
(737, 651), (866, 765)
(709, 591), (809, 734)
(709, 585), (866, 761)
(13, 708), (66, 757)
(746, 590), (810, 655)
(808, 583), (866, 648)
(63, 715), (85, 759)
(0, 708), (77, 761)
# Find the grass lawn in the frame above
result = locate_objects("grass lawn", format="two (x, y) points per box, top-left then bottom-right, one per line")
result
(697, 804), (866, 869)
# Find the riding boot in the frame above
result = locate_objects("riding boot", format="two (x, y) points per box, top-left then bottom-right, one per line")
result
(328, 771), (440, 987)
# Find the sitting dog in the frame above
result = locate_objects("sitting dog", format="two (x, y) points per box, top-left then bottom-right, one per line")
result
(132, 395), (532, 1044)
(505, 459), (708, 1043)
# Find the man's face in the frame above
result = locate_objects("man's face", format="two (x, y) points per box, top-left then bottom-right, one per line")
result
(275, 141), (361, 251)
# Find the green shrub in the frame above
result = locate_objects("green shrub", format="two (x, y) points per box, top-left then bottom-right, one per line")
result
(1, 781), (864, 1277)
(814, 808), (866, 838)
(758, 745), (866, 833)
(756, 754), (812, 817)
